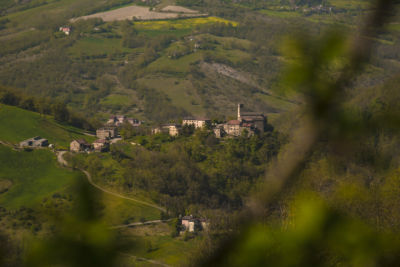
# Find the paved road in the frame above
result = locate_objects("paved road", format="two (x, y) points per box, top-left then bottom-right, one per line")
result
(57, 151), (166, 212)
(110, 219), (172, 229)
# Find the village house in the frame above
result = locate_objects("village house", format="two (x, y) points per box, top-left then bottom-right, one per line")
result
(92, 139), (110, 152)
(223, 120), (241, 136)
(213, 124), (225, 139)
(221, 104), (264, 137)
(182, 117), (211, 129)
(19, 136), (49, 148)
(152, 124), (180, 136)
(107, 115), (142, 127)
(181, 215), (209, 233)
(59, 26), (71, 35)
(96, 127), (118, 139)
(237, 104), (265, 133)
(70, 139), (91, 152)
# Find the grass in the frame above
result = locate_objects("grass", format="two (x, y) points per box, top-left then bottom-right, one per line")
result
(146, 51), (203, 73)
(138, 75), (206, 115)
(0, 145), (81, 209)
(120, 225), (203, 266)
(329, 0), (370, 9)
(100, 193), (161, 225)
(258, 9), (302, 18)
(0, 105), (94, 148)
(68, 37), (133, 58)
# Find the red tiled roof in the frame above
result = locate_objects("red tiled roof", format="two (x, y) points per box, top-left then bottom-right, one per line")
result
(227, 120), (241, 125)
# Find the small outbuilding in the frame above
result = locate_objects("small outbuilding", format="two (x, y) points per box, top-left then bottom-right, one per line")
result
(70, 139), (91, 152)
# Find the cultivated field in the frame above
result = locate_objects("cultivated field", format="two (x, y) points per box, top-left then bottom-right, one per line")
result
(71, 5), (207, 22)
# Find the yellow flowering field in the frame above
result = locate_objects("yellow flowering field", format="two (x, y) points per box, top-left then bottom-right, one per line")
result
(134, 16), (238, 30)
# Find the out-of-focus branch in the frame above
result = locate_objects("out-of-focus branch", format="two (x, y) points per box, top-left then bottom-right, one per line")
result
(199, 0), (398, 265)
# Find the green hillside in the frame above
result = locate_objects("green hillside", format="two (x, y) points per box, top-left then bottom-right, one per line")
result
(0, 145), (79, 209)
(0, 105), (94, 147)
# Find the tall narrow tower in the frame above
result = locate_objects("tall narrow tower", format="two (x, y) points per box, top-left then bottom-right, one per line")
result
(238, 103), (243, 121)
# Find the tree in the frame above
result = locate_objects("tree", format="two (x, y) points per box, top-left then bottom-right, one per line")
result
(52, 102), (69, 122)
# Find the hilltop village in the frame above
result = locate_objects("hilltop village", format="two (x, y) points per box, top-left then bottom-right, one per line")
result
(66, 104), (268, 152)
(17, 104), (268, 154)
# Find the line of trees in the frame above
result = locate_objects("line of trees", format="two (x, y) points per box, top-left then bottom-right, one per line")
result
(0, 86), (100, 130)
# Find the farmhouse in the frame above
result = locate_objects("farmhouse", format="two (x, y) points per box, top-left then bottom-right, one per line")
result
(181, 215), (208, 233)
(182, 117), (211, 129)
(96, 127), (118, 139)
(107, 115), (142, 127)
(19, 136), (49, 148)
(59, 26), (71, 35)
(92, 139), (110, 152)
(152, 124), (181, 136)
(70, 139), (90, 152)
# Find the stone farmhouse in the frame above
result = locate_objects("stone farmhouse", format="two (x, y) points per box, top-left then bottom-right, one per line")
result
(92, 139), (110, 152)
(181, 215), (209, 233)
(107, 115), (142, 127)
(19, 136), (49, 148)
(96, 127), (118, 139)
(152, 124), (181, 136)
(182, 117), (211, 129)
(70, 139), (91, 152)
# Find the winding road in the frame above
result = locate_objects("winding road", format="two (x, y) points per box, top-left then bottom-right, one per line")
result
(56, 151), (166, 212)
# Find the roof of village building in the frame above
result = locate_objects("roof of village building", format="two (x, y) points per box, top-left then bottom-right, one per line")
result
(74, 139), (89, 145)
(183, 116), (210, 121)
(227, 120), (241, 125)
(241, 123), (254, 127)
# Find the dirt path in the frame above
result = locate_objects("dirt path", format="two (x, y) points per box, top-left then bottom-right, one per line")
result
(110, 219), (172, 229)
(119, 252), (172, 267)
(56, 151), (166, 212)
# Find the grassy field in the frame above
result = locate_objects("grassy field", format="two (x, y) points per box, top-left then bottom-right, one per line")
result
(68, 37), (133, 58)
(0, 105), (94, 148)
(138, 75), (205, 115)
(119, 224), (204, 266)
(0, 145), (80, 209)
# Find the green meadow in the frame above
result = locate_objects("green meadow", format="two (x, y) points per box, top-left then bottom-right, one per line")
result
(0, 145), (80, 209)
(0, 105), (94, 147)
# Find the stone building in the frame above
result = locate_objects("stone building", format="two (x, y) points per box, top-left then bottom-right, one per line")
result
(181, 215), (208, 233)
(19, 136), (48, 148)
(237, 103), (265, 133)
(152, 124), (180, 136)
(224, 120), (241, 136)
(96, 127), (117, 139)
(92, 139), (110, 152)
(182, 117), (211, 129)
(107, 115), (142, 127)
(70, 139), (90, 152)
